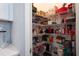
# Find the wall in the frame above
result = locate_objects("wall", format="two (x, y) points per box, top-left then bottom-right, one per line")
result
(12, 3), (25, 56)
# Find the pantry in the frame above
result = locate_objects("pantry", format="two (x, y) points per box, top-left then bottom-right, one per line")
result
(32, 3), (76, 56)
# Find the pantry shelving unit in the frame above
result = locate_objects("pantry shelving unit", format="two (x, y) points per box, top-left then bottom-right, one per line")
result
(32, 3), (76, 56)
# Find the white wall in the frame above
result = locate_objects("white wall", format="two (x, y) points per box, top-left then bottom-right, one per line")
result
(76, 4), (79, 56)
(12, 3), (25, 56)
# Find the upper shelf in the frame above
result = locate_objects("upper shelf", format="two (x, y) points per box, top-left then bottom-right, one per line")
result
(33, 22), (75, 28)
(66, 16), (75, 20)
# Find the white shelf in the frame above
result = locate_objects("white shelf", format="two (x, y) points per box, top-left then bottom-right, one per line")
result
(33, 22), (75, 28)
(33, 23), (61, 27)
(33, 33), (71, 37)
(33, 23), (45, 26)
(33, 33), (45, 37)
(33, 33), (71, 40)
(66, 16), (75, 19)
(45, 33), (71, 36)
(33, 41), (47, 48)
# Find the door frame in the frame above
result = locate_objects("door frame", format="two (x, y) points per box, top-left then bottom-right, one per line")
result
(25, 3), (32, 56)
